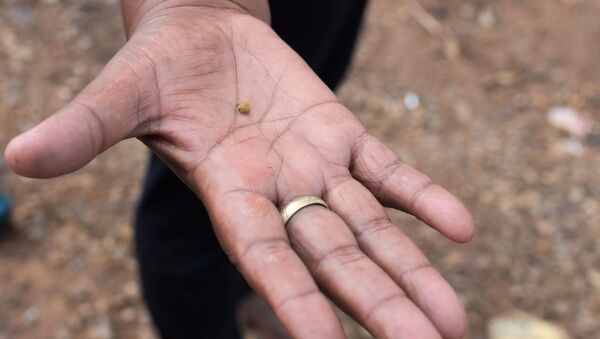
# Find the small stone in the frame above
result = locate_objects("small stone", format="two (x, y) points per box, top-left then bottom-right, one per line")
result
(547, 106), (593, 138)
(95, 298), (109, 313)
(236, 101), (251, 114)
(587, 269), (600, 291)
(534, 220), (556, 236)
(56, 327), (71, 339)
(56, 86), (73, 101)
(563, 138), (584, 156)
(122, 281), (139, 299)
(8, 4), (34, 27)
(77, 303), (94, 319)
(119, 307), (137, 322)
(552, 301), (570, 316)
(459, 3), (476, 20)
(478, 8), (497, 28)
(489, 312), (571, 339)
(403, 91), (420, 111)
(88, 317), (113, 339)
(587, 124), (600, 147)
(66, 314), (83, 329)
(550, 137), (585, 157)
(22, 307), (39, 324)
(496, 70), (518, 86)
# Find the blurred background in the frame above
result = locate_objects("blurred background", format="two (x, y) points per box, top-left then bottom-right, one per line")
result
(0, 0), (599, 338)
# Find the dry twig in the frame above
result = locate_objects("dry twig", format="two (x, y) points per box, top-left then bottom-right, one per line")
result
(404, 0), (461, 60)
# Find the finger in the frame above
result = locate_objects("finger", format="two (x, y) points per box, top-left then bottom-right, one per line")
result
(351, 133), (475, 243)
(202, 187), (345, 339)
(286, 203), (441, 339)
(4, 47), (156, 178)
(325, 175), (468, 339)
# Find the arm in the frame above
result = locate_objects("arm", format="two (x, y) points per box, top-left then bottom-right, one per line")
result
(4, 2), (474, 338)
(121, 0), (271, 36)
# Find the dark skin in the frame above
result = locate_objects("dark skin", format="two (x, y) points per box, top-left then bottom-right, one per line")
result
(4, 1), (475, 338)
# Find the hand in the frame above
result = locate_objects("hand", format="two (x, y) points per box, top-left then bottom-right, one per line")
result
(5, 3), (474, 338)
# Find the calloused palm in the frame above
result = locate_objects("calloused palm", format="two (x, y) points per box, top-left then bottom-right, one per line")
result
(5, 5), (474, 339)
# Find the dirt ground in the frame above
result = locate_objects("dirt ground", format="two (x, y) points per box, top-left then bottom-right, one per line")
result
(1, 0), (599, 338)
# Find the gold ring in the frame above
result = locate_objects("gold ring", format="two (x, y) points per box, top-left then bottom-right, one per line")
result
(280, 196), (329, 226)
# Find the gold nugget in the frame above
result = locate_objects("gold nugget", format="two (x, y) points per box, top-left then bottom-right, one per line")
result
(236, 101), (251, 114)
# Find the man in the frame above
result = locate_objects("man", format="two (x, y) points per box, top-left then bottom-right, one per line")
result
(5, 1), (475, 338)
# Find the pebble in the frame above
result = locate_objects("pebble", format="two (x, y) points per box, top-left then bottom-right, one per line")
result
(478, 8), (497, 28)
(118, 307), (137, 322)
(21, 306), (39, 325)
(122, 281), (139, 299)
(403, 91), (421, 111)
(587, 124), (600, 147)
(459, 3), (476, 20)
(8, 4), (34, 27)
(547, 106), (593, 138)
(562, 138), (584, 156)
(88, 317), (113, 339)
(587, 269), (600, 291)
(56, 327), (71, 339)
(488, 312), (571, 339)
(236, 101), (251, 114)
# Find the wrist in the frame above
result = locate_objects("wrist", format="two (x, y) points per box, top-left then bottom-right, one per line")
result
(121, 0), (270, 38)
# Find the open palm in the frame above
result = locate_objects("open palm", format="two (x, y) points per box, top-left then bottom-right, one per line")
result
(5, 5), (474, 339)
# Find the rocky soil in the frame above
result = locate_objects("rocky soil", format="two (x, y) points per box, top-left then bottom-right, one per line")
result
(1, 0), (599, 338)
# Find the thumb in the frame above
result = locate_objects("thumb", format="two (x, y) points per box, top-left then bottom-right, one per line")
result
(4, 49), (154, 178)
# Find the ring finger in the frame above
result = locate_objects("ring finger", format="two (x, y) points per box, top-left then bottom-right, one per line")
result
(284, 198), (441, 339)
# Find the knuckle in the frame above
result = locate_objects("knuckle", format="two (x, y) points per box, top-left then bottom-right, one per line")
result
(409, 180), (437, 210)
(354, 216), (393, 240)
(74, 101), (106, 153)
(313, 244), (364, 274)
(362, 292), (407, 324)
(399, 262), (433, 288)
(323, 174), (353, 199)
(235, 237), (290, 266)
(273, 289), (320, 313)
